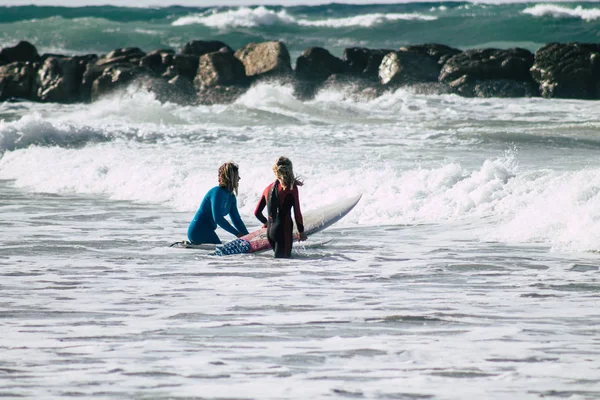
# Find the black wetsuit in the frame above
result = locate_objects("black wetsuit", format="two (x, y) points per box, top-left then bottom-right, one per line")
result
(255, 180), (304, 258)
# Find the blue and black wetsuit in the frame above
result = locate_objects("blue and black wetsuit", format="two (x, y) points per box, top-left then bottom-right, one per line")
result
(255, 180), (304, 258)
(187, 186), (249, 244)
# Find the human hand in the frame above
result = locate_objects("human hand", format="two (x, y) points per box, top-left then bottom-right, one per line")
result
(298, 232), (307, 242)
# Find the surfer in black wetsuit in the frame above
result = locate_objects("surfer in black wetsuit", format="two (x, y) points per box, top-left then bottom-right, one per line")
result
(254, 156), (307, 258)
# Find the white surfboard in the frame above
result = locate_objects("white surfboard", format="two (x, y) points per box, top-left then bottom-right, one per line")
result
(212, 194), (362, 256)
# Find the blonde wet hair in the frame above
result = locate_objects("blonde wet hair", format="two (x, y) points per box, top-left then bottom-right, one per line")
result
(272, 156), (302, 190)
(218, 162), (240, 195)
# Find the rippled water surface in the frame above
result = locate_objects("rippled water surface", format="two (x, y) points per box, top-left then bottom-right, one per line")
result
(2, 181), (599, 399)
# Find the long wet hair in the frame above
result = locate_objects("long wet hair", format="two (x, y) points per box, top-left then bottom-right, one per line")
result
(218, 162), (240, 195)
(272, 156), (303, 190)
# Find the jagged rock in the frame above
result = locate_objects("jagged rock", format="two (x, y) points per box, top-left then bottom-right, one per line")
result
(448, 75), (538, 98)
(81, 64), (107, 102)
(448, 75), (474, 97)
(81, 48), (145, 101)
(3, 40), (600, 104)
(234, 41), (292, 79)
(440, 48), (536, 97)
(197, 85), (248, 105)
(193, 49), (248, 89)
(0, 62), (37, 101)
(531, 42), (600, 99)
(294, 47), (345, 100)
(180, 40), (232, 56)
(169, 54), (200, 81)
(343, 48), (393, 81)
(91, 64), (151, 101)
(296, 47), (345, 82)
(97, 47), (146, 67)
(0, 41), (40, 65)
(321, 73), (385, 100)
(404, 44), (461, 65)
(379, 50), (440, 86)
(139, 49), (175, 75)
(374, 44), (460, 87)
(35, 55), (95, 103)
(440, 48), (535, 83)
(474, 79), (539, 98)
(168, 75), (197, 101)
(138, 75), (196, 105)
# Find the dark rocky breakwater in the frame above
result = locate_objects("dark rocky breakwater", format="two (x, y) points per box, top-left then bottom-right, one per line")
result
(1, 40), (600, 105)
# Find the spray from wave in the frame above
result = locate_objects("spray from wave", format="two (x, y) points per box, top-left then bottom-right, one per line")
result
(522, 4), (600, 21)
(171, 6), (436, 29)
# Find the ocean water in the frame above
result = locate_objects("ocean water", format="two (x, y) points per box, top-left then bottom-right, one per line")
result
(2, 1), (600, 57)
(2, 2), (600, 399)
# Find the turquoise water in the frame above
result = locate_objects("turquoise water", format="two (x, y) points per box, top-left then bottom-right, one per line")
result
(1, 2), (600, 57)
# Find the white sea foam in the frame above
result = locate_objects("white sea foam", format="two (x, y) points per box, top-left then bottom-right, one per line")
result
(3, 84), (600, 251)
(296, 13), (437, 28)
(4, 130), (600, 252)
(484, 167), (600, 252)
(171, 6), (435, 29)
(172, 6), (296, 28)
(522, 4), (600, 21)
(0, 0), (577, 6)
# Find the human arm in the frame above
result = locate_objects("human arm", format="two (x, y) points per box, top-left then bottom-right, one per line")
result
(212, 188), (244, 237)
(292, 186), (306, 241)
(254, 190), (268, 228)
(229, 196), (249, 237)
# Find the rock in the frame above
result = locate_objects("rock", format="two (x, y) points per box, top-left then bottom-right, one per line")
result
(193, 50), (248, 89)
(531, 42), (600, 99)
(138, 75), (196, 105)
(294, 47), (345, 100)
(0, 62), (37, 100)
(36, 56), (79, 103)
(97, 47), (146, 67)
(197, 85), (248, 105)
(379, 50), (440, 86)
(180, 40), (232, 56)
(440, 48), (535, 83)
(91, 64), (151, 101)
(440, 48), (536, 98)
(235, 41), (292, 78)
(295, 47), (345, 82)
(166, 54), (200, 81)
(0, 41), (40, 65)
(447, 75), (539, 98)
(35, 54), (96, 103)
(343, 47), (393, 81)
(139, 49), (175, 75)
(322, 73), (385, 100)
(474, 79), (540, 98)
(81, 48), (145, 101)
(404, 44), (461, 65)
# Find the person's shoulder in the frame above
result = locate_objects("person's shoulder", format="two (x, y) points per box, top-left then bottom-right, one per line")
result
(208, 186), (228, 198)
(263, 181), (275, 194)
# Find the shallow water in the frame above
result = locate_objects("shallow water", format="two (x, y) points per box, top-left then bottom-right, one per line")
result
(2, 180), (599, 399)
(2, 1), (600, 396)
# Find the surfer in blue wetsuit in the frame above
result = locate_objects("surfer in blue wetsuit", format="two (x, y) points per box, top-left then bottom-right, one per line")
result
(187, 162), (249, 244)
(255, 156), (307, 258)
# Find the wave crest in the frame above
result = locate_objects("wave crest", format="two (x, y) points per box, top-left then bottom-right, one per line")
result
(172, 6), (295, 28)
(522, 4), (600, 21)
(171, 6), (436, 29)
(0, 113), (109, 153)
